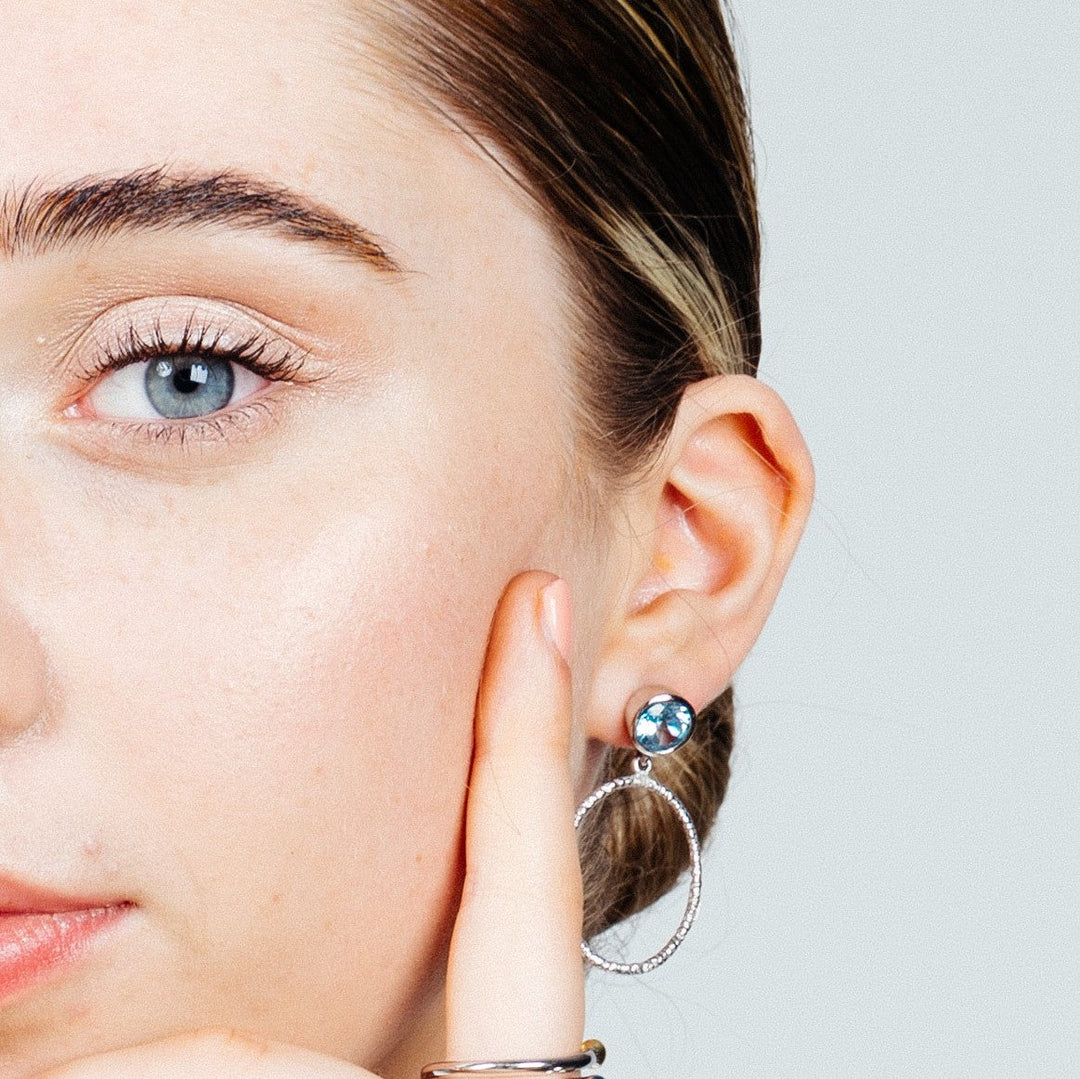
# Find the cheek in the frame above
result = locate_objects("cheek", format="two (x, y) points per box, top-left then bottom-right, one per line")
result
(47, 473), (490, 856)
(11, 442), (535, 1049)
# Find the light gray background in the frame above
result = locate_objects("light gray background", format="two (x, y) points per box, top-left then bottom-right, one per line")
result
(585, 3), (1079, 1075)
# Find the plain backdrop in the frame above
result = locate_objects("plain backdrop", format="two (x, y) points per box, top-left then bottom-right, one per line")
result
(584, 2), (1079, 1076)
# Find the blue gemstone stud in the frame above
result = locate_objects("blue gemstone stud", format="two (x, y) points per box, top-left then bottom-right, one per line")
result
(629, 692), (696, 756)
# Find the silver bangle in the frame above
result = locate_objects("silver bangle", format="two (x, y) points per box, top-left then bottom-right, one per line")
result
(421, 1039), (605, 1077)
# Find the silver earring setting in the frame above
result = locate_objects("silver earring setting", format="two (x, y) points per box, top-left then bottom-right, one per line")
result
(574, 690), (702, 975)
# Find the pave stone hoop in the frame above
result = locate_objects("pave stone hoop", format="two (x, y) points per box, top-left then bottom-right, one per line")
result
(574, 691), (702, 975)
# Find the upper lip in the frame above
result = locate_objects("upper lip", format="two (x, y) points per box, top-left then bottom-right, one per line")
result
(0, 872), (127, 915)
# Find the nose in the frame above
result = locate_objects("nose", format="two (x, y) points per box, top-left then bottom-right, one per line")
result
(0, 599), (47, 740)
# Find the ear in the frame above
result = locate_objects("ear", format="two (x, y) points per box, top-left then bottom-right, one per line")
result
(585, 374), (814, 748)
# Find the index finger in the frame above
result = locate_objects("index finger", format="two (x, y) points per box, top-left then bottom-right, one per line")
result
(443, 571), (585, 1062)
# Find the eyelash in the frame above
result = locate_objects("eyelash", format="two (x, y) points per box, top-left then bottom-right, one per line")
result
(83, 314), (307, 385)
(72, 314), (312, 448)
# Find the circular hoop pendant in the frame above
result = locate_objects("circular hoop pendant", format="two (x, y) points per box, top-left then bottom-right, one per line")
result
(574, 762), (702, 974)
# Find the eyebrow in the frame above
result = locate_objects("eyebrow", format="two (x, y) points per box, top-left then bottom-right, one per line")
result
(0, 166), (401, 271)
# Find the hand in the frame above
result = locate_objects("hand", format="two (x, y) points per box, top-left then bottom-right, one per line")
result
(34, 572), (585, 1078)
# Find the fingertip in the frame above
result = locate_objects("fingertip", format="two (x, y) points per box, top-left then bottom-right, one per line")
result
(475, 571), (572, 758)
(540, 577), (573, 667)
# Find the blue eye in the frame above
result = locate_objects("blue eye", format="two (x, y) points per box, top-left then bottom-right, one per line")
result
(144, 357), (235, 419)
(79, 351), (268, 423)
(69, 313), (309, 431)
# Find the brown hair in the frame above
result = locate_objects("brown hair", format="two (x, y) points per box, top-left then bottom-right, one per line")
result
(365, 0), (758, 939)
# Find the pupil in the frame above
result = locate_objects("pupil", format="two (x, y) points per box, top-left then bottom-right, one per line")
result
(173, 362), (209, 393)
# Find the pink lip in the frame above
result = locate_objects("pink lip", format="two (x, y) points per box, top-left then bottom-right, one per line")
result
(0, 876), (132, 1004)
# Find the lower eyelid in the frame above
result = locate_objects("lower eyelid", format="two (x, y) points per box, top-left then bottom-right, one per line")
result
(57, 395), (287, 470)
(124, 399), (276, 445)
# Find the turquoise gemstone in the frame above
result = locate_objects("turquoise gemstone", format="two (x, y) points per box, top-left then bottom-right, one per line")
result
(632, 694), (694, 755)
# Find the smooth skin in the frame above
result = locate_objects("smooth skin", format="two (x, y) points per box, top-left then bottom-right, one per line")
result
(0, 2), (812, 1077)
(34, 571), (582, 1078)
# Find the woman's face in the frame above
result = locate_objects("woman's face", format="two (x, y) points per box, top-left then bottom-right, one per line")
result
(0, 2), (602, 1074)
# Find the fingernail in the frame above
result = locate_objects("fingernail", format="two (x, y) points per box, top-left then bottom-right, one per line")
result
(540, 578), (573, 665)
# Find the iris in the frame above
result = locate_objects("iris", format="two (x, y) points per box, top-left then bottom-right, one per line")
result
(145, 357), (234, 419)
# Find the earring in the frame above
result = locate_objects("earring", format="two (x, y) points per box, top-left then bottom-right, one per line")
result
(574, 690), (702, 975)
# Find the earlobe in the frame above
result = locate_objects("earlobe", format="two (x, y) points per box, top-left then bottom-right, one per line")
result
(586, 374), (813, 747)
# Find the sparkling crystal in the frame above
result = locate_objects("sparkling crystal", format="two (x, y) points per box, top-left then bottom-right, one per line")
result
(632, 694), (694, 755)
